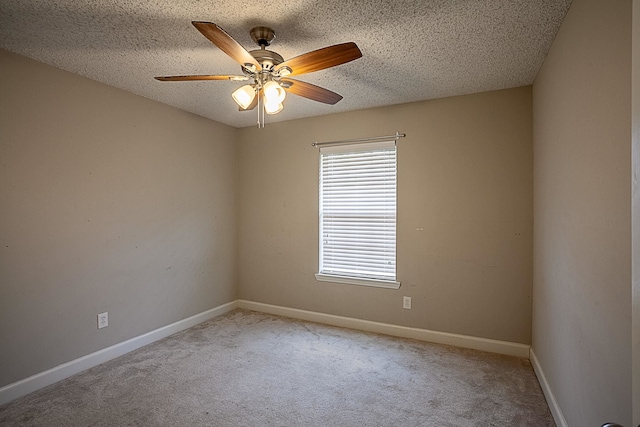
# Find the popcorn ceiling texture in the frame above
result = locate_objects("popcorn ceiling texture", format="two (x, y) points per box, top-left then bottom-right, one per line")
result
(0, 0), (572, 128)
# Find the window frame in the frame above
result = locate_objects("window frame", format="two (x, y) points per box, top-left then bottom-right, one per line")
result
(315, 140), (400, 290)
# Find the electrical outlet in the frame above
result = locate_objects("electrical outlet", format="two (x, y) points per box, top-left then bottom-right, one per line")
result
(97, 312), (108, 329)
(403, 296), (412, 309)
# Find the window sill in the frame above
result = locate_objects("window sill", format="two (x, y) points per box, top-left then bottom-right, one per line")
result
(314, 273), (401, 290)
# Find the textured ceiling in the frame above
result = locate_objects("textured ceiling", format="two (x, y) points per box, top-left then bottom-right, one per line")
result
(0, 0), (572, 128)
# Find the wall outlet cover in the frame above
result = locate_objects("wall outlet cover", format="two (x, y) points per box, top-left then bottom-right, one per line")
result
(98, 312), (108, 329)
(403, 296), (412, 309)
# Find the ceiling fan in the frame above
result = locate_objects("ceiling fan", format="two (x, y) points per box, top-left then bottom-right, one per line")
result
(155, 22), (362, 128)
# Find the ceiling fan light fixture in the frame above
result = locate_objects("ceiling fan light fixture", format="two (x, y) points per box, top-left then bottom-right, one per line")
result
(264, 100), (284, 115)
(232, 85), (256, 109)
(263, 81), (286, 104)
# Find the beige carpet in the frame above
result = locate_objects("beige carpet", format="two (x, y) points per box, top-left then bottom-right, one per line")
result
(0, 309), (555, 426)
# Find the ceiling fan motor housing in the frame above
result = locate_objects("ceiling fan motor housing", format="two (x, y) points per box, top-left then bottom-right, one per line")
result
(246, 26), (284, 73)
(248, 49), (284, 71)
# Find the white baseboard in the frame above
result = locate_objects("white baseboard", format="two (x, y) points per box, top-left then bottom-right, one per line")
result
(238, 300), (530, 358)
(0, 300), (238, 406)
(530, 348), (568, 427)
(1, 300), (531, 407)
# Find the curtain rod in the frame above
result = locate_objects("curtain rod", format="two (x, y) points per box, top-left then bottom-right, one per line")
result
(312, 132), (406, 148)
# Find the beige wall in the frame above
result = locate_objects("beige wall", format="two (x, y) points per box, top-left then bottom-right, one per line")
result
(0, 50), (238, 387)
(633, 0), (640, 423)
(237, 87), (533, 344)
(532, 0), (632, 425)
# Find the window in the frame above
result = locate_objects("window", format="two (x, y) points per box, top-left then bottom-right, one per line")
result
(315, 140), (399, 289)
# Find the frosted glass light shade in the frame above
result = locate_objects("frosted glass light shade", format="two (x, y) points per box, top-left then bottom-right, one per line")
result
(232, 85), (256, 109)
(263, 81), (286, 104)
(264, 101), (283, 115)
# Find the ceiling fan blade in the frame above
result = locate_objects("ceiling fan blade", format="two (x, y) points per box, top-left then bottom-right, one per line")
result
(155, 75), (249, 82)
(192, 21), (262, 71)
(281, 78), (343, 105)
(275, 42), (362, 76)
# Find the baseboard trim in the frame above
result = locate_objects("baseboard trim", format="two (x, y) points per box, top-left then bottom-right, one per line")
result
(0, 300), (238, 406)
(238, 300), (530, 358)
(530, 348), (568, 427)
(1, 300), (531, 407)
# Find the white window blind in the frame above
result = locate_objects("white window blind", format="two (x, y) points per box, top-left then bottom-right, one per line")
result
(318, 140), (397, 285)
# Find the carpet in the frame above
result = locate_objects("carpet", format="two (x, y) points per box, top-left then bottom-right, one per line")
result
(0, 309), (555, 426)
